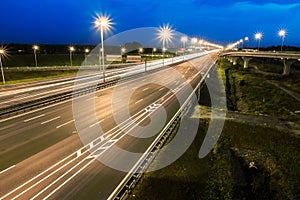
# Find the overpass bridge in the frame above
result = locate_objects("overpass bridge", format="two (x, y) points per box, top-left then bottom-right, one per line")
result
(221, 51), (300, 75)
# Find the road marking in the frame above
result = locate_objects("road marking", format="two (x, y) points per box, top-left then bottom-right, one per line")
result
(159, 87), (164, 91)
(41, 116), (61, 125)
(142, 87), (149, 91)
(23, 114), (45, 122)
(56, 119), (75, 129)
(89, 119), (104, 128)
(135, 99), (143, 104)
(0, 165), (15, 174)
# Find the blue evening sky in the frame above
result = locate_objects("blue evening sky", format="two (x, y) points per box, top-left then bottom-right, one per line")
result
(0, 0), (299, 47)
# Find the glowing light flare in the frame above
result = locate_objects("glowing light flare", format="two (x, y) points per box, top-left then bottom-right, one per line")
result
(85, 48), (90, 53)
(121, 47), (126, 53)
(255, 32), (263, 40)
(69, 46), (75, 52)
(278, 29), (286, 37)
(180, 36), (188, 43)
(32, 45), (39, 50)
(157, 25), (174, 44)
(94, 15), (113, 32)
(244, 36), (249, 41)
(153, 48), (157, 52)
(191, 37), (198, 44)
(0, 48), (8, 57)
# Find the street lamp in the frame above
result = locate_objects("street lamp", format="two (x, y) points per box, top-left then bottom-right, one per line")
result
(239, 39), (243, 49)
(32, 45), (39, 67)
(244, 36), (249, 48)
(139, 47), (143, 54)
(152, 47), (157, 58)
(69, 46), (75, 66)
(255, 32), (263, 51)
(94, 15), (113, 82)
(121, 47), (126, 62)
(84, 48), (90, 66)
(157, 24), (174, 66)
(181, 36), (188, 57)
(278, 29), (286, 52)
(0, 48), (6, 84)
(191, 37), (198, 49)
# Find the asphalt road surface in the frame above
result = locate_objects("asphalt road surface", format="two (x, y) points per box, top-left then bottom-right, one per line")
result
(0, 53), (216, 200)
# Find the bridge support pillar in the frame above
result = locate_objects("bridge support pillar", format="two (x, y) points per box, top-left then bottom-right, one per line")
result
(282, 59), (295, 75)
(242, 57), (252, 69)
(232, 57), (238, 66)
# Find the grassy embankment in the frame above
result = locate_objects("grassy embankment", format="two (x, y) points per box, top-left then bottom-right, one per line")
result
(128, 58), (300, 199)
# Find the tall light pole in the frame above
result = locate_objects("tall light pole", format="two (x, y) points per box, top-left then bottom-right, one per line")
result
(94, 15), (113, 83)
(244, 36), (249, 48)
(0, 48), (6, 84)
(278, 29), (286, 52)
(32, 45), (39, 67)
(152, 47), (157, 59)
(84, 48), (90, 66)
(191, 37), (198, 49)
(121, 47), (126, 62)
(255, 32), (262, 51)
(181, 36), (188, 57)
(157, 25), (174, 67)
(69, 46), (75, 66)
(239, 39), (243, 49)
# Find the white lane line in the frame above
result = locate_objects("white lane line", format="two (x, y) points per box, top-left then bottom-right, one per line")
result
(0, 165), (16, 174)
(56, 119), (75, 129)
(159, 87), (164, 91)
(41, 116), (61, 125)
(135, 99), (143, 104)
(142, 88), (149, 91)
(89, 119), (105, 128)
(23, 114), (45, 123)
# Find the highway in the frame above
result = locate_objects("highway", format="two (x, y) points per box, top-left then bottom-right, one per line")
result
(0, 53), (217, 199)
(0, 53), (200, 110)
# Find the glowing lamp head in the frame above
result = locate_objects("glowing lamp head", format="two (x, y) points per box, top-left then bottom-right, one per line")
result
(180, 36), (188, 43)
(239, 39), (243, 43)
(0, 49), (4, 54)
(153, 48), (157, 52)
(244, 36), (249, 41)
(121, 47), (126, 53)
(139, 48), (143, 53)
(255, 32), (262, 40)
(94, 15), (113, 32)
(69, 46), (75, 52)
(33, 45), (39, 50)
(278, 29), (286, 37)
(191, 37), (198, 44)
(157, 25), (174, 44)
(85, 48), (90, 53)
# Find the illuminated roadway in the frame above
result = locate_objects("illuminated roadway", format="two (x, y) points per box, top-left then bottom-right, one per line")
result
(0, 53), (217, 199)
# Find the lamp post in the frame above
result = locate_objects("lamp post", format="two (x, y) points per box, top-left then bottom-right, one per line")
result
(244, 36), (249, 48)
(255, 32), (262, 51)
(121, 47), (126, 62)
(32, 45), (39, 67)
(152, 47), (157, 59)
(69, 46), (75, 66)
(94, 15), (113, 82)
(239, 39), (243, 49)
(191, 37), (198, 49)
(0, 48), (6, 84)
(278, 29), (286, 52)
(84, 48), (90, 66)
(157, 25), (174, 67)
(181, 36), (188, 57)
